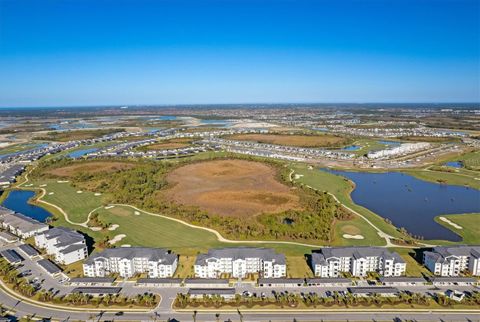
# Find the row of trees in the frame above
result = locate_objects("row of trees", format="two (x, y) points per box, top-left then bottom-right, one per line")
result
(175, 289), (480, 310)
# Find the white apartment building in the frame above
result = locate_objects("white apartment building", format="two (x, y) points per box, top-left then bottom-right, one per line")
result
(423, 246), (480, 276)
(83, 247), (178, 278)
(311, 247), (406, 277)
(35, 227), (88, 265)
(0, 207), (49, 239)
(194, 247), (286, 279)
(367, 142), (430, 159)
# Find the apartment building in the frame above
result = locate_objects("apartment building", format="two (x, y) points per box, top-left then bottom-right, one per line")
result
(194, 247), (286, 278)
(311, 247), (406, 277)
(34, 227), (88, 265)
(0, 207), (49, 239)
(83, 247), (178, 278)
(423, 246), (480, 276)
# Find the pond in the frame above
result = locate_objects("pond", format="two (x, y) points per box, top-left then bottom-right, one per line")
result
(445, 161), (463, 168)
(2, 190), (52, 222)
(342, 145), (360, 151)
(67, 148), (98, 158)
(324, 169), (480, 241)
(378, 140), (401, 147)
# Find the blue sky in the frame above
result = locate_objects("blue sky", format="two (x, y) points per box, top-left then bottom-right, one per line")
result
(0, 0), (479, 107)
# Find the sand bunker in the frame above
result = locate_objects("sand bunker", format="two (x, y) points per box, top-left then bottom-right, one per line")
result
(109, 234), (126, 245)
(134, 211), (140, 216)
(121, 244), (131, 247)
(57, 180), (69, 183)
(40, 184), (47, 187)
(343, 234), (365, 240)
(90, 227), (102, 231)
(439, 217), (463, 229)
(94, 193), (102, 196)
(108, 224), (119, 231)
(48, 192), (54, 195)
(165, 159), (301, 217)
(76, 190), (83, 194)
(294, 174), (304, 179)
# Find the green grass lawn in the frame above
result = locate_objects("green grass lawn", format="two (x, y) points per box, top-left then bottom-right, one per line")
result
(28, 179), (104, 223)
(434, 213), (480, 244)
(286, 256), (313, 278)
(405, 169), (480, 190)
(289, 162), (400, 242)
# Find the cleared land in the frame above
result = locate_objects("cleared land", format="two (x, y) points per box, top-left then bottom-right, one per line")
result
(46, 161), (135, 177)
(164, 159), (301, 217)
(141, 138), (193, 150)
(226, 133), (350, 148)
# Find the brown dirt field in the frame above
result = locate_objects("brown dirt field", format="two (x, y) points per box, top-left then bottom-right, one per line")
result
(226, 134), (349, 147)
(164, 159), (301, 217)
(144, 138), (192, 150)
(46, 161), (135, 177)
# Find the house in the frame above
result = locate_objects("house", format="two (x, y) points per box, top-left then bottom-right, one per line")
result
(423, 246), (480, 276)
(311, 247), (406, 277)
(194, 247), (286, 278)
(0, 207), (49, 239)
(35, 227), (88, 265)
(83, 247), (178, 278)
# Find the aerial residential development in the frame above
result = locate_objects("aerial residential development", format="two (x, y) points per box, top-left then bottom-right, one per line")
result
(0, 0), (479, 321)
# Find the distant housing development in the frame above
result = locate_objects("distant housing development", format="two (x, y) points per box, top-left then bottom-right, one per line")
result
(0, 206), (49, 239)
(194, 247), (286, 278)
(83, 247), (178, 278)
(311, 247), (406, 277)
(34, 227), (88, 265)
(423, 246), (480, 276)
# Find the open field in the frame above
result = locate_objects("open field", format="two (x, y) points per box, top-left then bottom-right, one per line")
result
(225, 133), (350, 148)
(35, 128), (125, 141)
(434, 213), (480, 244)
(174, 255), (196, 278)
(0, 142), (40, 155)
(164, 159), (301, 217)
(45, 161), (135, 177)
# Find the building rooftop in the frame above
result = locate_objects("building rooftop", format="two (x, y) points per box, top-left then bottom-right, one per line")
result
(71, 287), (122, 294)
(184, 278), (229, 284)
(312, 247), (405, 266)
(38, 259), (61, 274)
(188, 288), (236, 296)
(0, 211), (48, 233)
(195, 247), (286, 265)
(137, 278), (183, 284)
(425, 246), (480, 264)
(84, 247), (177, 265)
(0, 249), (24, 263)
(18, 244), (40, 257)
(41, 227), (85, 247)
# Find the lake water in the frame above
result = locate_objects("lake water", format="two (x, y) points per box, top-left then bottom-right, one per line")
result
(324, 169), (480, 241)
(342, 145), (360, 151)
(445, 161), (463, 168)
(378, 140), (401, 147)
(2, 190), (52, 222)
(200, 119), (233, 127)
(67, 148), (98, 158)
